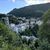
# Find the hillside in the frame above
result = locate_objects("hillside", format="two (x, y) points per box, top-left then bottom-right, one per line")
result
(8, 3), (50, 18)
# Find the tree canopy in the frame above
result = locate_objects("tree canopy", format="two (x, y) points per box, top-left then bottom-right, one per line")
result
(37, 9), (50, 50)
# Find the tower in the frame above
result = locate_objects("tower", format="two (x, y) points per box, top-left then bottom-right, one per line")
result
(4, 17), (9, 26)
(2, 17), (9, 26)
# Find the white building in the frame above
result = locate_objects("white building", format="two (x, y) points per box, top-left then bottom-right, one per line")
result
(9, 23), (29, 33)
(21, 36), (38, 42)
(36, 20), (43, 26)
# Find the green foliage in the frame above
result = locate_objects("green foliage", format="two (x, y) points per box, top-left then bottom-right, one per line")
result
(38, 9), (50, 40)
(36, 39), (50, 50)
(20, 28), (32, 36)
(0, 22), (17, 41)
(37, 9), (50, 50)
(0, 22), (33, 50)
(0, 22), (23, 50)
(9, 17), (19, 24)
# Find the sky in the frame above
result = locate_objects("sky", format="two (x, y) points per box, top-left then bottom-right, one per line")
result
(0, 0), (50, 14)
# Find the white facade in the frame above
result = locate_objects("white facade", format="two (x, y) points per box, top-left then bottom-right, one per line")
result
(9, 19), (43, 33)
(9, 23), (29, 33)
(21, 36), (38, 41)
(36, 20), (43, 26)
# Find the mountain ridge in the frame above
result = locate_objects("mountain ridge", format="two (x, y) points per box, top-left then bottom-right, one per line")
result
(8, 3), (50, 18)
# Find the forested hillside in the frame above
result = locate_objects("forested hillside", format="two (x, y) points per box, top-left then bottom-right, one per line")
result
(8, 3), (50, 18)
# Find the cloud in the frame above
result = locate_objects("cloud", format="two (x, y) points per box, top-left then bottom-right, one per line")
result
(24, 0), (50, 5)
(8, 0), (16, 3)
(12, 0), (16, 3)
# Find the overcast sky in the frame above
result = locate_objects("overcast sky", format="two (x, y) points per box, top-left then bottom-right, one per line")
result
(0, 0), (50, 13)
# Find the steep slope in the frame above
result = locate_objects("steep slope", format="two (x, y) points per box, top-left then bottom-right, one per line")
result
(8, 3), (50, 18)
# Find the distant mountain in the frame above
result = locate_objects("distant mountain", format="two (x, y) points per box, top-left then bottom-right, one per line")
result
(0, 14), (6, 18)
(8, 3), (50, 18)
